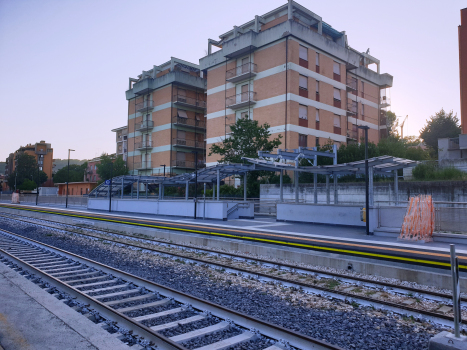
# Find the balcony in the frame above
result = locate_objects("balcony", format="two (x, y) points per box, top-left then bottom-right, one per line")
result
(173, 95), (206, 110)
(171, 160), (206, 169)
(380, 95), (391, 108)
(135, 140), (153, 150)
(346, 100), (358, 117)
(226, 91), (257, 110)
(135, 161), (152, 170)
(172, 138), (206, 149)
(35, 150), (47, 155)
(117, 131), (128, 141)
(347, 129), (358, 140)
(346, 76), (358, 92)
(137, 120), (154, 132)
(172, 116), (206, 130)
(226, 63), (257, 83)
(136, 100), (154, 113)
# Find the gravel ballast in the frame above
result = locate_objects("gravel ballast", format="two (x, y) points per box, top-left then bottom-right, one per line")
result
(0, 216), (441, 350)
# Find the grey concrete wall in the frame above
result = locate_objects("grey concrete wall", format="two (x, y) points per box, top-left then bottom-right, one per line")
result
(261, 181), (467, 204)
(87, 198), (253, 220)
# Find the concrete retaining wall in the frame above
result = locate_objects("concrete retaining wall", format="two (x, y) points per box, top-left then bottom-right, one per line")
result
(87, 198), (254, 220)
(261, 181), (467, 204)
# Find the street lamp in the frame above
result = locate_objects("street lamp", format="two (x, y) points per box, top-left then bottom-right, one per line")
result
(160, 164), (166, 177)
(357, 125), (370, 235)
(66, 149), (75, 208)
(191, 151), (199, 219)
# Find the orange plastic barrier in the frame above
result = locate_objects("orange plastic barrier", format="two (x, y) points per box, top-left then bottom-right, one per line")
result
(399, 195), (435, 242)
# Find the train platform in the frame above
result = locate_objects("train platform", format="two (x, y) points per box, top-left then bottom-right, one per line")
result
(0, 256), (129, 350)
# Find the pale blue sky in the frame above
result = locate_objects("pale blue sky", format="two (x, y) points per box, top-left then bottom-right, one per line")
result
(0, 0), (464, 160)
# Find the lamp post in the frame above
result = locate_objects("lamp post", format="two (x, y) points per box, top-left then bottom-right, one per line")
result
(357, 125), (370, 235)
(191, 151), (198, 219)
(66, 149), (75, 208)
(160, 164), (166, 177)
(109, 160), (113, 212)
(36, 161), (40, 205)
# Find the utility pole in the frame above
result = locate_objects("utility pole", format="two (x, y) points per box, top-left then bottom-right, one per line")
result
(109, 161), (113, 212)
(358, 125), (370, 235)
(192, 151), (198, 219)
(66, 149), (75, 208)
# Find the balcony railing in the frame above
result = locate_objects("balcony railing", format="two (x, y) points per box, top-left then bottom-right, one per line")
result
(171, 160), (206, 169)
(380, 95), (391, 107)
(136, 100), (154, 113)
(137, 120), (154, 132)
(117, 131), (128, 141)
(347, 100), (358, 116)
(380, 115), (387, 126)
(347, 129), (358, 140)
(35, 150), (47, 155)
(173, 95), (206, 109)
(135, 140), (153, 150)
(134, 161), (152, 170)
(171, 116), (206, 129)
(346, 76), (358, 92)
(226, 91), (257, 109)
(226, 63), (258, 83)
(172, 138), (206, 149)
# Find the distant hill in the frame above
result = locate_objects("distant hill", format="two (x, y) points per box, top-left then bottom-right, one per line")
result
(53, 159), (88, 173)
(0, 162), (5, 174)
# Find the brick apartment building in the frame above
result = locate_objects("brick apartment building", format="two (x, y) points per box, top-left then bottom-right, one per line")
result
(460, 7), (467, 134)
(111, 126), (128, 161)
(125, 57), (207, 177)
(200, 1), (393, 166)
(120, 1), (392, 175)
(4, 141), (54, 180)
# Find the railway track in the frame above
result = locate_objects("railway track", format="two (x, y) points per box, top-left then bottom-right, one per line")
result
(0, 213), (463, 331)
(0, 227), (341, 350)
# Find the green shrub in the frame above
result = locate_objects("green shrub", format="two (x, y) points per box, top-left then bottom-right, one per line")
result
(412, 163), (466, 181)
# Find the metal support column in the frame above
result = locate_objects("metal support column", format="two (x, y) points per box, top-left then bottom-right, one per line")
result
(243, 173), (247, 201)
(326, 175), (330, 204)
(121, 178), (124, 199)
(213, 184), (215, 200)
(333, 174), (338, 204)
(450, 244), (461, 338)
(394, 169), (399, 205)
(294, 161), (299, 203)
(146, 183), (148, 199)
(216, 169), (220, 201)
(185, 181), (189, 200)
(279, 170), (283, 203)
(158, 184), (162, 200)
(161, 185), (164, 200)
(369, 166), (374, 206)
(313, 154), (318, 204)
(136, 179), (140, 200)
(131, 183), (133, 199)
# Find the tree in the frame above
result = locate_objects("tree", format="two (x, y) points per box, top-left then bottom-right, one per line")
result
(209, 117), (282, 197)
(386, 110), (398, 137)
(7, 153), (47, 190)
(96, 154), (129, 183)
(53, 162), (88, 184)
(420, 109), (461, 155)
(19, 179), (37, 191)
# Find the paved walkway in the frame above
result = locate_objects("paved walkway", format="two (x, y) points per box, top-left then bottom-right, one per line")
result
(0, 260), (129, 350)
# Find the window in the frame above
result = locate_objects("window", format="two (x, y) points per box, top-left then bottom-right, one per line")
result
(299, 45), (308, 68)
(241, 84), (249, 102)
(177, 130), (186, 139)
(361, 104), (365, 118)
(361, 81), (365, 98)
(299, 75), (308, 98)
(333, 61), (340, 82)
(334, 115), (341, 135)
(299, 134), (307, 147)
(240, 111), (249, 119)
(333, 88), (341, 108)
(315, 80), (320, 101)
(316, 109), (320, 130)
(316, 137), (320, 147)
(177, 152), (186, 160)
(299, 45), (308, 60)
(315, 53), (320, 73)
(241, 57), (249, 73)
(299, 105), (308, 119)
(299, 104), (308, 127)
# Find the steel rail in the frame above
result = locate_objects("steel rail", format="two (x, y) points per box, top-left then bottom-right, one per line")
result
(0, 228), (342, 350)
(2, 213), (460, 304)
(0, 217), (463, 330)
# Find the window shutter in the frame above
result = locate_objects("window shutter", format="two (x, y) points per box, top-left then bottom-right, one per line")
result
(178, 110), (188, 118)
(316, 109), (320, 122)
(333, 62), (340, 75)
(299, 75), (308, 89)
(299, 105), (308, 119)
(316, 53), (319, 66)
(299, 45), (308, 60)
(333, 115), (341, 127)
(333, 88), (341, 100)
